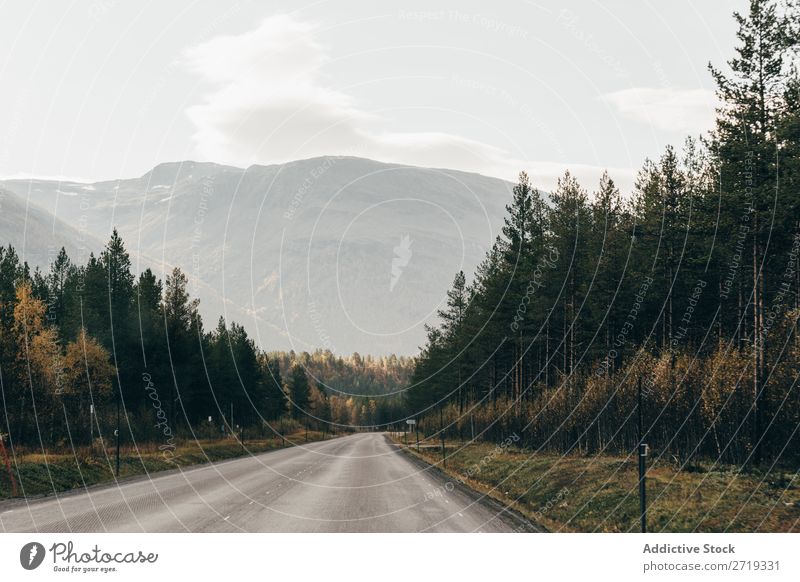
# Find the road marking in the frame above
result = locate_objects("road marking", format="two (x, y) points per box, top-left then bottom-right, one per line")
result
(1, 510), (12, 514)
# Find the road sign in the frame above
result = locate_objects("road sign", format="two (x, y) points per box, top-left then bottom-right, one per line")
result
(406, 419), (416, 425)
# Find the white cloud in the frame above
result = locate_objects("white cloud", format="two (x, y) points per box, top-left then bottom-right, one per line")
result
(182, 14), (326, 86)
(183, 15), (369, 166)
(183, 14), (634, 192)
(600, 87), (718, 134)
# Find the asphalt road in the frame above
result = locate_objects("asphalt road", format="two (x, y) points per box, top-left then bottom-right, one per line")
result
(0, 433), (532, 532)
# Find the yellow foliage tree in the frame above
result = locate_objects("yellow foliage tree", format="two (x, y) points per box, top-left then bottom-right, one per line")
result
(63, 328), (116, 445)
(13, 281), (64, 443)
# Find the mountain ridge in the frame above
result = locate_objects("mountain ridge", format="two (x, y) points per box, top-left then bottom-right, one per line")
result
(1, 156), (515, 355)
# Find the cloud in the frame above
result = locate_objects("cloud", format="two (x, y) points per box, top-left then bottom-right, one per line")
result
(600, 87), (718, 134)
(183, 15), (369, 165)
(183, 14), (634, 192)
(182, 15), (325, 85)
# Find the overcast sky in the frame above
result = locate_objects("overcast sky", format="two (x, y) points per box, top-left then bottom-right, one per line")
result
(0, 0), (745, 193)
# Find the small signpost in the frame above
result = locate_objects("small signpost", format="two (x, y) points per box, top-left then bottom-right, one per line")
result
(439, 408), (446, 468)
(638, 377), (648, 533)
(406, 419), (419, 451)
(405, 419), (415, 446)
(90, 404), (95, 453)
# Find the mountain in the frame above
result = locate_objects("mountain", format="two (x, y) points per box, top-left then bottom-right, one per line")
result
(0, 157), (514, 355)
(0, 187), (101, 270)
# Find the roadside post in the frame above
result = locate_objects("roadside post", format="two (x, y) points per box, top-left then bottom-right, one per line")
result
(439, 408), (446, 468)
(406, 419), (416, 448)
(638, 377), (647, 533)
(90, 404), (95, 454)
(115, 391), (121, 477)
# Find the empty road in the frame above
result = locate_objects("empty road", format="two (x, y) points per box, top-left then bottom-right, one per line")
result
(0, 433), (534, 532)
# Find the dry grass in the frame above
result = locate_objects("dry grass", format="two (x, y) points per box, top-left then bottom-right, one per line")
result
(0, 430), (335, 499)
(392, 436), (800, 532)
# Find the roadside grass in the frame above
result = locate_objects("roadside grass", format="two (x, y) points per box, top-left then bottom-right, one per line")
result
(390, 435), (800, 532)
(0, 430), (336, 500)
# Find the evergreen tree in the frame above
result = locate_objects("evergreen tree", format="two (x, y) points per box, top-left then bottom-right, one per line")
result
(548, 171), (591, 382)
(47, 247), (74, 328)
(163, 267), (202, 427)
(709, 0), (795, 463)
(259, 353), (287, 420)
(287, 364), (310, 421)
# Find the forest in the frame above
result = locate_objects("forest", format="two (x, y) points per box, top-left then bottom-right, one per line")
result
(0, 234), (410, 450)
(1, 0), (798, 474)
(406, 0), (800, 467)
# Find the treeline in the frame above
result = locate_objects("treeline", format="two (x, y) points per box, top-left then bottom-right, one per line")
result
(0, 233), (408, 449)
(407, 0), (800, 467)
(269, 350), (412, 427)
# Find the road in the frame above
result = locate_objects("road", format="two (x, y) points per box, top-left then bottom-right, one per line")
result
(0, 433), (533, 532)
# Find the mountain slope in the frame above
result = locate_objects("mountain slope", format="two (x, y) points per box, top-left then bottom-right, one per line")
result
(0, 187), (100, 270)
(1, 157), (514, 354)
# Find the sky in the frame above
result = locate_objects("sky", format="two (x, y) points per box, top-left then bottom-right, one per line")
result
(0, 0), (745, 193)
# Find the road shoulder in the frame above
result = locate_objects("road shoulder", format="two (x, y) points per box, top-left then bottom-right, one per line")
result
(386, 435), (545, 532)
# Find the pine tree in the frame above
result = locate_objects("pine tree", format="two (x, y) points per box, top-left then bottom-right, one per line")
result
(287, 364), (310, 421)
(436, 271), (470, 412)
(163, 267), (202, 427)
(590, 171), (627, 370)
(501, 173), (538, 403)
(548, 171), (590, 384)
(259, 354), (287, 420)
(47, 247), (73, 328)
(709, 0), (794, 464)
(100, 229), (134, 329)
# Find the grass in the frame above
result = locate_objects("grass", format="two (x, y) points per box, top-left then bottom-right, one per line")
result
(390, 435), (800, 532)
(0, 430), (336, 500)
